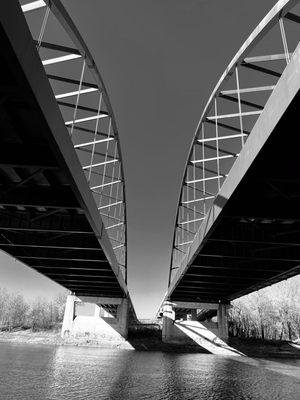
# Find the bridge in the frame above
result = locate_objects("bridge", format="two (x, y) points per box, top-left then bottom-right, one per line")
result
(159, 0), (300, 349)
(0, 0), (300, 351)
(0, 0), (135, 339)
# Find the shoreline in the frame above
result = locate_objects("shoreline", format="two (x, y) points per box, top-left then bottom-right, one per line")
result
(1, 330), (300, 358)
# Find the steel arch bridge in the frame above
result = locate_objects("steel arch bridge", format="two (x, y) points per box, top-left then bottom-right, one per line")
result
(166, 0), (300, 304)
(0, 0), (131, 306)
(21, 0), (127, 276)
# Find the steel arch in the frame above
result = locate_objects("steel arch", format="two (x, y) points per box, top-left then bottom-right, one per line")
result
(169, 0), (300, 288)
(20, 0), (128, 281)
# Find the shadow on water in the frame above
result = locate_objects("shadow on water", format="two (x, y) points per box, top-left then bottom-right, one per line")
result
(126, 325), (210, 353)
(0, 343), (300, 400)
(108, 350), (300, 400)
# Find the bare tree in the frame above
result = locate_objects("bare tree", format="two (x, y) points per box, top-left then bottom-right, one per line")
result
(229, 276), (300, 341)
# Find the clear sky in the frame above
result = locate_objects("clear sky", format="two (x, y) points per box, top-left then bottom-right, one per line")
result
(0, 0), (277, 317)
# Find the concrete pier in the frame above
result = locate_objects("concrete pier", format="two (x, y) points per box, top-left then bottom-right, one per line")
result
(161, 301), (241, 355)
(61, 294), (77, 337)
(217, 303), (229, 342)
(162, 301), (175, 342)
(61, 295), (129, 341)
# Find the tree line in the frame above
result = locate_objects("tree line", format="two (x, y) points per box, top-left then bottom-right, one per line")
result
(1, 275), (300, 340)
(228, 276), (300, 341)
(0, 288), (67, 331)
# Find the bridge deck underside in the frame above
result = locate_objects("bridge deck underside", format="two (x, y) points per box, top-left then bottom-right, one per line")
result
(171, 88), (300, 303)
(0, 20), (123, 298)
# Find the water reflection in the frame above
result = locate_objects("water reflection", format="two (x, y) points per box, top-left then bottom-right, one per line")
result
(0, 343), (299, 399)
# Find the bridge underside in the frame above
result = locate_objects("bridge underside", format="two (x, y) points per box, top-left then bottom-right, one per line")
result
(171, 60), (300, 303)
(0, 8), (124, 298)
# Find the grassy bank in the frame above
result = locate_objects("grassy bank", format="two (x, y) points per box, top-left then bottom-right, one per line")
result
(0, 329), (63, 345)
(0, 329), (132, 349)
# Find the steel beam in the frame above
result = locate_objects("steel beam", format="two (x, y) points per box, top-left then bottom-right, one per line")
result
(78, 296), (123, 304)
(35, 40), (80, 55)
(171, 301), (219, 309)
(244, 53), (291, 63)
(0, 145), (57, 169)
(43, 54), (81, 66)
(221, 85), (275, 95)
(34, 266), (109, 271)
(207, 238), (300, 247)
(241, 61), (281, 77)
(284, 11), (300, 23)
(0, 227), (93, 234)
(195, 253), (300, 263)
(16, 256), (106, 263)
(44, 273), (115, 279)
(0, 243), (101, 251)
(21, 1), (46, 13)
(48, 74), (97, 89)
(184, 273), (267, 280)
(219, 93), (263, 110)
(0, 186), (80, 209)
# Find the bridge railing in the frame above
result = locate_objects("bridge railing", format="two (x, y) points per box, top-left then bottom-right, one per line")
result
(20, 0), (127, 280)
(169, 0), (300, 285)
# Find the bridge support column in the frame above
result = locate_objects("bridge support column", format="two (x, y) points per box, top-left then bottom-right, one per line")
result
(61, 295), (129, 342)
(162, 301), (175, 343)
(190, 309), (197, 320)
(116, 298), (129, 337)
(161, 301), (230, 345)
(217, 303), (229, 342)
(61, 294), (77, 338)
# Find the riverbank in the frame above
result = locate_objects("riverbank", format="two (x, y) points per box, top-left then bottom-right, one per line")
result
(0, 329), (132, 349)
(0, 329), (63, 345)
(228, 337), (300, 359)
(0, 329), (299, 358)
(0, 329), (202, 351)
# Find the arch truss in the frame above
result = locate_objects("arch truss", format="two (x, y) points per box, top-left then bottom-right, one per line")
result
(169, 0), (300, 285)
(20, 0), (127, 279)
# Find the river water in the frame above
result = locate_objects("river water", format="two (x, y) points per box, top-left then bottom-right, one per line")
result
(0, 343), (299, 399)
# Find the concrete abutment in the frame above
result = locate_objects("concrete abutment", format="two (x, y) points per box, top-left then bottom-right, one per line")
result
(61, 295), (129, 342)
(162, 301), (230, 345)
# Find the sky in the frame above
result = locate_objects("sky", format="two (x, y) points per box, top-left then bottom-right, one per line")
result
(0, 0), (278, 317)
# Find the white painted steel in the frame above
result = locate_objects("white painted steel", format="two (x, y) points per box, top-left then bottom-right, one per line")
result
(186, 175), (225, 184)
(244, 53), (292, 62)
(192, 154), (239, 163)
(42, 53), (81, 65)
(55, 87), (98, 99)
(179, 218), (205, 225)
(207, 110), (262, 120)
(182, 196), (215, 204)
(197, 134), (247, 143)
(91, 180), (121, 190)
(21, 1), (46, 12)
(65, 114), (108, 126)
(221, 86), (275, 95)
(82, 159), (118, 170)
(74, 137), (114, 148)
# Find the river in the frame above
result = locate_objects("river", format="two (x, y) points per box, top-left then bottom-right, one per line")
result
(0, 343), (299, 399)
